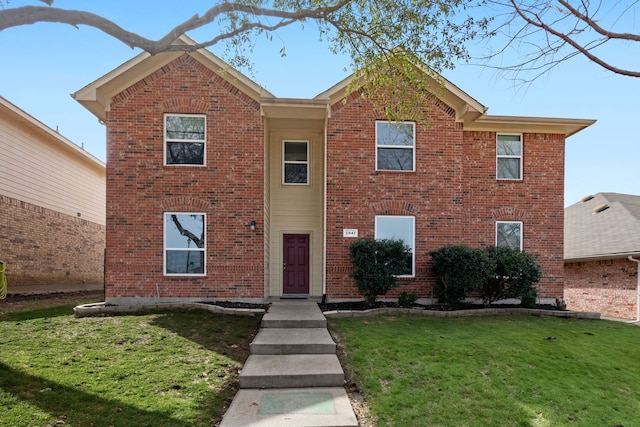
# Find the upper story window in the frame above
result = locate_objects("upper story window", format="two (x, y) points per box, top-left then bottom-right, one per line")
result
(375, 215), (415, 277)
(283, 140), (309, 184)
(496, 221), (522, 250)
(165, 114), (206, 166)
(496, 134), (522, 180)
(164, 213), (206, 275)
(376, 121), (415, 171)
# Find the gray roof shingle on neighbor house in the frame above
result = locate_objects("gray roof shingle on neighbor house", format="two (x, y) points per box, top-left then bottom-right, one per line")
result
(565, 192), (640, 261)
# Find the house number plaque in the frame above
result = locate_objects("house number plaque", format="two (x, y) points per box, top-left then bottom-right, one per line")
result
(343, 229), (358, 238)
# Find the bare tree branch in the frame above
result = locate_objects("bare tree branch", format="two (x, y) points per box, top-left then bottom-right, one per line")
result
(0, 1), (350, 54)
(480, 0), (640, 80)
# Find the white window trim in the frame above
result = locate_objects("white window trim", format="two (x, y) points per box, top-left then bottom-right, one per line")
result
(164, 212), (206, 276)
(495, 221), (523, 251)
(375, 121), (416, 172)
(164, 113), (207, 167)
(374, 215), (416, 278)
(496, 133), (523, 180)
(282, 139), (310, 185)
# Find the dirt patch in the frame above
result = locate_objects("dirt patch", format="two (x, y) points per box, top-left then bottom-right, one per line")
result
(0, 290), (104, 315)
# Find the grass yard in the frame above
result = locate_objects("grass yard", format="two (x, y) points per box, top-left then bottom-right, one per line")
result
(330, 314), (640, 427)
(0, 298), (261, 427)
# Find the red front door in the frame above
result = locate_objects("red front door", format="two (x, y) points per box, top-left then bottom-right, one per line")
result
(283, 234), (310, 294)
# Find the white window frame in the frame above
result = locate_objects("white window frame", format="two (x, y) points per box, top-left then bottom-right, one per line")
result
(496, 133), (523, 180)
(164, 114), (206, 166)
(164, 212), (206, 276)
(375, 121), (416, 172)
(496, 221), (523, 251)
(282, 140), (310, 185)
(374, 215), (415, 277)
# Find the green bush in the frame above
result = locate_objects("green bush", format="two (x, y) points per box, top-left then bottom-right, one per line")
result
(398, 291), (417, 307)
(430, 245), (494, 309)
(482, 246), (542, 307)
(349, 238), (411, 305)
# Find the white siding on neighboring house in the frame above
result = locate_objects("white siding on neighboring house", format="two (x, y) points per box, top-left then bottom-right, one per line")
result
(0, 97), (105, 225)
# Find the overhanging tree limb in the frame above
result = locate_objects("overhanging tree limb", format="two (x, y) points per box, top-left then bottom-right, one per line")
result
(0, 1), (351, 54)
(482, 0), (640, 80)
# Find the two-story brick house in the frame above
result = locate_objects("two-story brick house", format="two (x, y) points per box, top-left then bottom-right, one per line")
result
(73, 36), (594, 305)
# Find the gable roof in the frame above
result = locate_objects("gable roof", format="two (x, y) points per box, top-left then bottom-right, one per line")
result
(72, 35), (274, 122)
(73, 35), (595, 136)
(565, 192), (640, 261)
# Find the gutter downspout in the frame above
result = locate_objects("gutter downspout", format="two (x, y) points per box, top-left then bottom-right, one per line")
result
(322, 108), (329, 303)
(628, 255), (640, 322)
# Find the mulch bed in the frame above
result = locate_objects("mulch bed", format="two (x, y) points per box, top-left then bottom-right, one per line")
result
(318, 300), (560, 312)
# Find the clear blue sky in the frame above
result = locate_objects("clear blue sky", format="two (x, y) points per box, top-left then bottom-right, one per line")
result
(1, 1), (638, 207)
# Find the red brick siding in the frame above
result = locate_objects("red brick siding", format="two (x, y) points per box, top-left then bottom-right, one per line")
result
(325, 91), (566, 300)
(105, 54), (265, 300)
(0, 195), (105, 293)
(565, 259), (638, 320)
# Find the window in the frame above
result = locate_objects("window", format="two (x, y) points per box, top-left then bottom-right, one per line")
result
(376, 121), (415, 171)
(497, 134), (522, 179)
(165, 114), (206, 165)
(375, 215), (415, 276)
(165, 213), (205, 275)
(283, 140), (309, 184)
(496, 221), (522, 250)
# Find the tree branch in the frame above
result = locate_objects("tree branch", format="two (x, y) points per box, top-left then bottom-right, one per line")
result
(506, 0), (640, 77)
(0, 2), (351, 54)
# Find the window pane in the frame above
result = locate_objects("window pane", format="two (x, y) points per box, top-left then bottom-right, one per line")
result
(284, 163), (308, 184)
(497, 222), (522, 250)
(166, 142), (204, 165)
(497, 135), (521, 155)
(377, 148), (413, 171)
(166, 116), (205, 141)
(284, 141), (307, 161)
(377, 122), (414, 146)
(165, 214), (205, 249)
(166, 250), (204, 274)
(497, 158), (521, 179)
(375, 216), (415, 276)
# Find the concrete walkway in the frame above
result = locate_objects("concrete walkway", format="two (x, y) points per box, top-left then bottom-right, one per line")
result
(220, 301), (359, 426)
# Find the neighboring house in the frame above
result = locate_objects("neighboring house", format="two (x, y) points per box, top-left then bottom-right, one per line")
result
(565, 193), (640, 320)
(0, 96), (106, 295)
(73, 36), (594, 305)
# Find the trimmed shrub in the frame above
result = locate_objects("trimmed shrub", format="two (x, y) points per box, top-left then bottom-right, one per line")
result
(482, 246), (542, 307)
(430, 245), (494, 308)
(398, 291), (418, 307)
(349, 238), (411, 305)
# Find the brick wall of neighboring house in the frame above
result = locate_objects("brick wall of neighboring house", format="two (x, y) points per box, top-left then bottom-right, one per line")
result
(565, 259), (638, 320)
(104, 54), (265, 301)
(0, 195), (105, 294)
(325, 91), (566, 301)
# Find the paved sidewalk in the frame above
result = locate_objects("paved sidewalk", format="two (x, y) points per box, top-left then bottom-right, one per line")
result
(220, 301), (358, 426)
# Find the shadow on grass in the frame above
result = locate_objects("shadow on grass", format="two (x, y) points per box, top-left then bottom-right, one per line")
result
(0, 361), (208, 426)
(150, 311), (262, 362)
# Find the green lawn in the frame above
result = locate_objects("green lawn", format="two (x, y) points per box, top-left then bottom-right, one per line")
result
(0, 301), (261, 427)
(330, 314), (640, 427)
(4, 299), (640, 427)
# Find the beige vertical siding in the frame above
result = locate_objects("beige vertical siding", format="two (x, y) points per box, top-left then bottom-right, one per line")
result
(267, 119), (325, 297)
(0, 98), (105, 225)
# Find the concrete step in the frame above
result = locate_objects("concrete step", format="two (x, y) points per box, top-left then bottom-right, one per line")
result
(219, 387), (358, 427)
(261, 301), (327, 329)
(251, 328), (336, 355)
(240, 354), (344, 389)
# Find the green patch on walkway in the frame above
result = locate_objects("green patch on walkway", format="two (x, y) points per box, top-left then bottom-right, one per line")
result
(258, 391), (336, 415)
